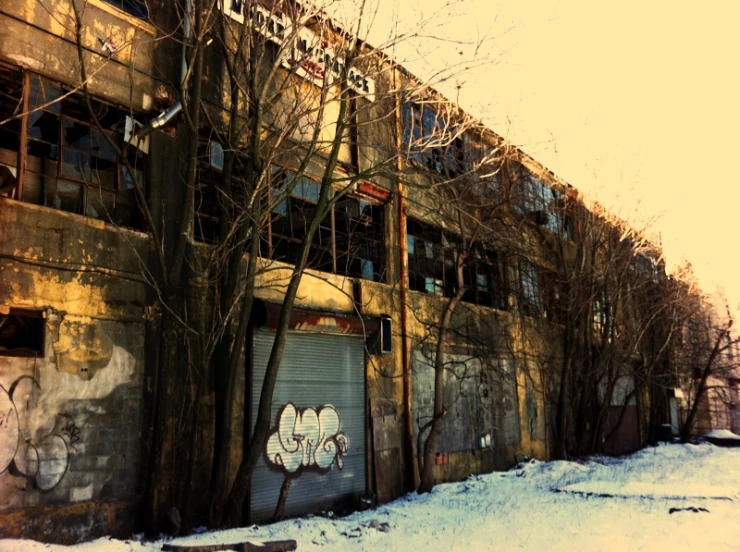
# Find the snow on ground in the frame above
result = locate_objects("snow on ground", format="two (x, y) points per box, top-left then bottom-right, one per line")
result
(3, 443), (740, 552)
(705, 429), (740, 440)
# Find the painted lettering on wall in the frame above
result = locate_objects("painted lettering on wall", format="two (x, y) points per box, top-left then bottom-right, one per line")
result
(219, 0), (376, 100)
(265, 403), (349, 476)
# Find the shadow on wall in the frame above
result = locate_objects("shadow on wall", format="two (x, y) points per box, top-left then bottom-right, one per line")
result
(0, 316), (136, 511)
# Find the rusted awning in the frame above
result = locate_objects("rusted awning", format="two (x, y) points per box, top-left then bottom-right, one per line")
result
(254, 300), (380, 336)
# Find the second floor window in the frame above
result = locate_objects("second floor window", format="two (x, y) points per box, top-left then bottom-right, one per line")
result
(512, 165), (574, 240)
(195, 164), (388, 282)
(402, 102), (464, 177)
(0, 66), (144, 229)
(407, 218), (508, 309)
(519, 260), (542, 316)
(102, 0), (148, 19)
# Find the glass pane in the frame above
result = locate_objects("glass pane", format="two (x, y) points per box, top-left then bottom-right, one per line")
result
(121, 165), (144, 192)
(90, 156), (117, 189)
(360, 259), (374, 281)
(292, 176), (320, 203)
(86, 188), (115, 221)
(209, 141), (224, 170)
(28, 111), (60, 143)
(29, 75), (62, 112)
(55, 180), (84, 214)
(407, 235), (415, 255)
(62, 149), (92, 183)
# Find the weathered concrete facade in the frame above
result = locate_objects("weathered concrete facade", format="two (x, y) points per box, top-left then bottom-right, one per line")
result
(0, 0), (670, 543)
(0, 199), (148, 539)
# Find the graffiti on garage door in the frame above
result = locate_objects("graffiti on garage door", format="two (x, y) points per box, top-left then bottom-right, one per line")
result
(265, 403), (350, 476)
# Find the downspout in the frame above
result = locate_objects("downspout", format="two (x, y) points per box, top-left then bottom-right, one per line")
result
(136, 0), (192, 137)
(395, 80), (415, 490)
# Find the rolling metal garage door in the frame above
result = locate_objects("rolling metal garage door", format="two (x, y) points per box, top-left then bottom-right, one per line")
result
(250, 329), (366, 520)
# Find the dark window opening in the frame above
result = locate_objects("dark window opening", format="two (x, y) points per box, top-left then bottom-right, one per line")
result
(519, 260), (543, 317)
(101, 0), (149, 19)
(407, 218), (449, 296)
(511, 164), (574, 239)
(194, 140), (251, 245)
(0, 62), (23, 199)
(407, 219), (507, 308)
(196, 160), (388, 283)
(541, 270), (567, 323)
(334, 195), (386, 282)
(0, 308), (45, 357)
(462, 248), (509, 310)
(270, 170), (334, 273)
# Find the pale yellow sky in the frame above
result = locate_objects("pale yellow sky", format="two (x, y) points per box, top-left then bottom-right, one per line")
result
(349, 0), (740, 314)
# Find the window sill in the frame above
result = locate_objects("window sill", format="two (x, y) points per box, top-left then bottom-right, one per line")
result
(4, 197), (148, 239)
(88, 0), (157, 37)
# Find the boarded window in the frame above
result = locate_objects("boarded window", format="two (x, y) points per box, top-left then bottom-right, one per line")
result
(0, 308), (45, 357)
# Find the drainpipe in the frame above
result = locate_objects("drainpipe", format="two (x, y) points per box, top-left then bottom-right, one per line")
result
(136, 0), (192, 137)
(395, 81), (415, 490)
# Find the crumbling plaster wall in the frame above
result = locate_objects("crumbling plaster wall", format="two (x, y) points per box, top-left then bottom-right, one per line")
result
(0, 0), (158, 112)
(0, 199), (149, 540)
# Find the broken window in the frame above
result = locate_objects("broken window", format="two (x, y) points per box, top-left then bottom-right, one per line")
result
(194, 140), (250, 244)
(519, 260), (542, 316)
(511, 164), (574, 239)
(402, 102), (465, 177)
(0, 63), (23, 199)
(195, 158), (388, 282)
(462, 247), (509, 310)
(102, 0), (149, 19)
(2, 69), (145, 228)
(541, 270), (567, 323)
(0, 308), (45, 357)
(270, 170), (334, 273)
(631, 253), (660, 284)
(334, 195), (386, 282)
(406, 219), (450, 296)
(407, 219), (507, 308)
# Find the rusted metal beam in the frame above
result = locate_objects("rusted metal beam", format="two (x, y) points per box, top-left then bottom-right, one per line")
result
(257, 301), (380, 335)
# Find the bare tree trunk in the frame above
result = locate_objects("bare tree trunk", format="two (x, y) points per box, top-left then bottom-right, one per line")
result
(272, 477), (293, 523)
(681, 321), (732, 441)
(418, 253), (466, 494)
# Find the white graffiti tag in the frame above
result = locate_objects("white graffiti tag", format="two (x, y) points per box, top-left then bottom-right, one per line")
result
(265, 403), (349, 475)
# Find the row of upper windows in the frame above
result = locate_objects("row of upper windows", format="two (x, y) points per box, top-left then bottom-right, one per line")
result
(0, 66), (658, 320)
(401, 102), (575, 240)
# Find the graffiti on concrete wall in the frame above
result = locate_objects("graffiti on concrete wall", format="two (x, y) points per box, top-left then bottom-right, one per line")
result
(265, 403), (350, 476)
(0, 375), (77, 491)
(0, 318), (136, 504)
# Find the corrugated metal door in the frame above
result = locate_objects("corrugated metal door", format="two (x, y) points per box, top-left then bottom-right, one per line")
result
(250, 329), (366, 520)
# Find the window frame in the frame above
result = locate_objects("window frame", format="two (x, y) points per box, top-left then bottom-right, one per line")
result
(264, 167), (388, 283)
(406, 218), (508, 309)
(0, 67), (145, 229)
(0, 307), (46, 358)
(402, 101), (465, 177)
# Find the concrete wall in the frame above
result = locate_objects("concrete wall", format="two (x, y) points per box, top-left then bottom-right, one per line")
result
(0, 199), (149, 540)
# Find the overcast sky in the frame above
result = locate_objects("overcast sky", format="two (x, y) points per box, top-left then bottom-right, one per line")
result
(338, 0), (740, 314)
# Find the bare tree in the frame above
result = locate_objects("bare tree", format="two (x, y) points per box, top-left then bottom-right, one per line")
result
(21, 0), (496, 529)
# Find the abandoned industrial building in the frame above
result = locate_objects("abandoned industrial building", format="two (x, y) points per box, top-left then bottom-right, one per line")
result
(1, 0), (737, 544)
